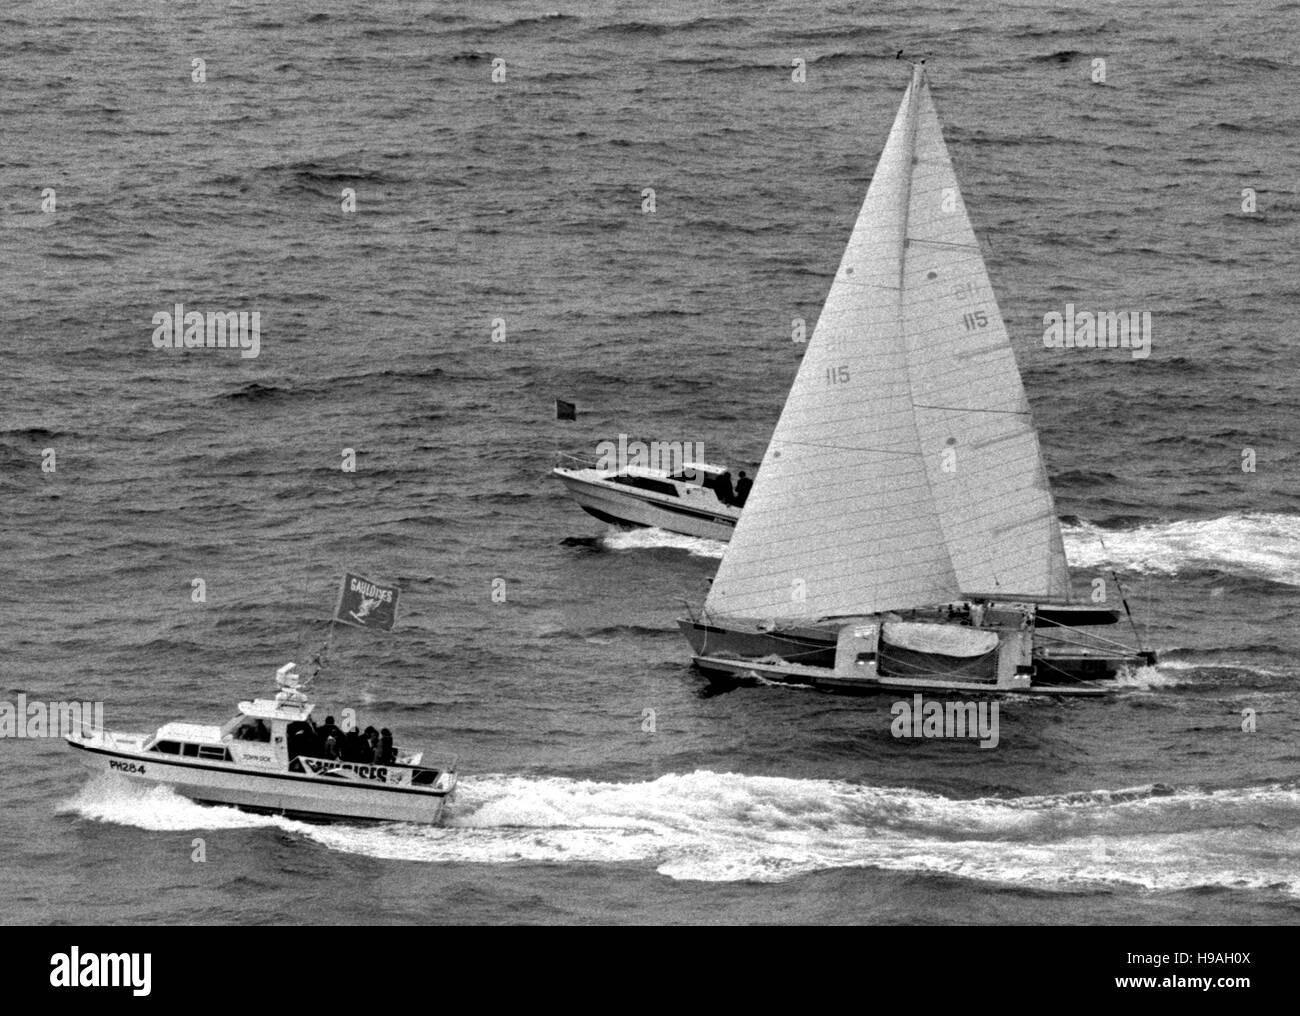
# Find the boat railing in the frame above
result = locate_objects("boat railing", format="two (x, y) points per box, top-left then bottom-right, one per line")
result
(391, 749), (459, 779)
(1034, 623), (1147, 658)
(412, 754), (459, 790)
(553, 451), (598, 471)
(74, 728), (141, 751)
(289, 752), (459, 790)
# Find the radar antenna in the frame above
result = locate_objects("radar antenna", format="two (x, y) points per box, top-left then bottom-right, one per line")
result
(274, 661), (313, 703)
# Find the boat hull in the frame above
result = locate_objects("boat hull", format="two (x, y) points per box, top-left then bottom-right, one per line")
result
(678, 617), (1146, 684)
(677, 618), (836, 667)
(67, 737), (454, 824)
(691, 653), (1113, 697)
(554, 469), (738, 541)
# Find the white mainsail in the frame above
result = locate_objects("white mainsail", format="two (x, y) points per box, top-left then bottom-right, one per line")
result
(704, 65), (1067, 622)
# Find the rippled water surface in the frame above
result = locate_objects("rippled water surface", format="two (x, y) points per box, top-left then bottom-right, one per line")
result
(2, 0), (1298, 924)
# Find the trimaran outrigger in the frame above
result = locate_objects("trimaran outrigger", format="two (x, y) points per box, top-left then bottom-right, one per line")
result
(677, 63), (1156, 696)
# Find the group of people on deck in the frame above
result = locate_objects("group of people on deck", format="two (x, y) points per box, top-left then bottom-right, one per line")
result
(713, 470), (753, 508)
(290, 716), (396, 766)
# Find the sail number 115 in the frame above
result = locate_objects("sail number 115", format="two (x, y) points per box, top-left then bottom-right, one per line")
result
(826, 365), (850, 385)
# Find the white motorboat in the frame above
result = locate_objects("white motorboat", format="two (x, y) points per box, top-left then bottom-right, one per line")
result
(552, 456), (742, 541)
(65, 663), (457, 823)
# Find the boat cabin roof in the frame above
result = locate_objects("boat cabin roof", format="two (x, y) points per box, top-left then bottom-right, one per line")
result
(677, 462), (725, 477)
(237, 698), (315, 722)
(156, 721), (223, 744)
(623, 461), (725, 481)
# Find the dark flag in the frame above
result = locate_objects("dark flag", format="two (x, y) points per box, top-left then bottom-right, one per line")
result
(555, 399), (576, 421)
(333, 572), (399, 631)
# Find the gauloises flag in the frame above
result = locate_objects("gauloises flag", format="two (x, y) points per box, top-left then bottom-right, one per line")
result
(334, 572), (400, 631)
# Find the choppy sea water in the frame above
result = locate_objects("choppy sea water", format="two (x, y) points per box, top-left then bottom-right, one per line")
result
(2, 0), (1298, 924)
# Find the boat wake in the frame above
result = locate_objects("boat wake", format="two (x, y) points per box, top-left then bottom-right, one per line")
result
(1112, 664), (1184, 689)
(601, 527), (726, 559)
(1156, 655), (1295, 681)
(60, 775), (280, 832)
(1063, 512), (1300, 586)
(596, 515), (1300, 586)
(64, 771), (1300, 893)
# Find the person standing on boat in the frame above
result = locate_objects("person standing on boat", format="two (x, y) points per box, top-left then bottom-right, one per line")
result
(715, 471), (735, 506)
(734, 471), (752, 508)
(318, 715), (343, 758)
(379, 728), (395, 766)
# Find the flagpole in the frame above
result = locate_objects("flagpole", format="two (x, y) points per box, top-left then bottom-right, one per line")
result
(311, 618), (336, 680)
(554, 398), (578, 469)
(312, 573), (349, 681)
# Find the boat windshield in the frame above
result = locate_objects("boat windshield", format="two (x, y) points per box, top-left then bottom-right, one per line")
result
(609, 474), (679, 497)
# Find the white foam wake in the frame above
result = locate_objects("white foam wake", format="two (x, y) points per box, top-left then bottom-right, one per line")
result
(60, 775), (294, 832)
(63, 771), (1300, 893)
(1063, 512), (1300, 586)
(1112, 664), (1184, 689)
(603, 514), (1300, 584)
(601, 527), (726, 559)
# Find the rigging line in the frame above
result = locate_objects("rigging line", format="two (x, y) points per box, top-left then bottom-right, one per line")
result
(774, 440), (925, 457)
(909, 404), (1031, 415)
(1094, 530), (1145, 651)
(905, 237), (980, 251)
(1144, 570), (1152, 652)
(1038, 623), (1145, 655)
(827, 278), (903, 292)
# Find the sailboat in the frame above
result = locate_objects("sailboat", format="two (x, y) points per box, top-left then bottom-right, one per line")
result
(677, 64), (1155, 696)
